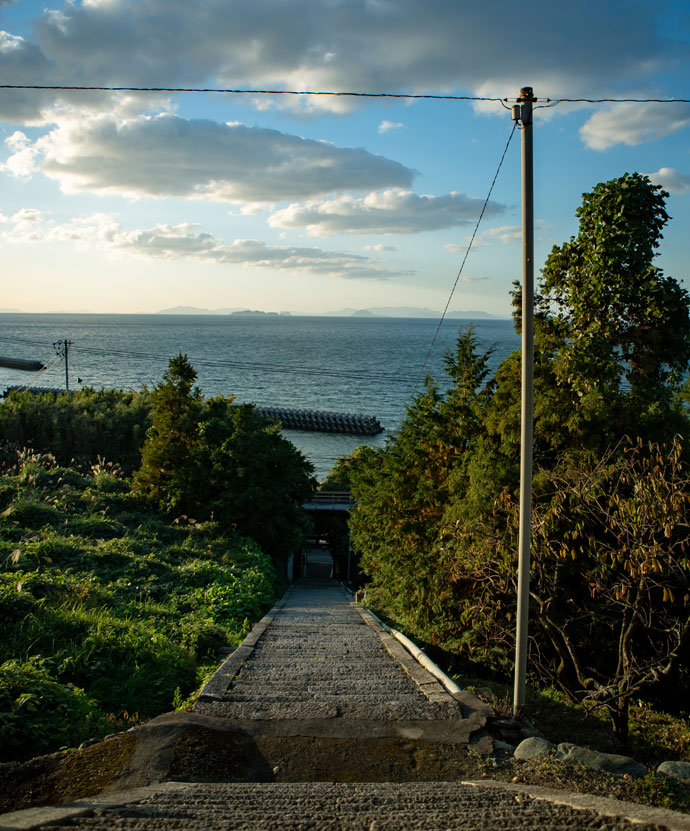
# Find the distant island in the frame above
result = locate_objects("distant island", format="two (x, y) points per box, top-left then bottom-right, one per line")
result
(156, 305), (245, 315)
(156, 305), (506, 319)
(230, 309), (284, 317)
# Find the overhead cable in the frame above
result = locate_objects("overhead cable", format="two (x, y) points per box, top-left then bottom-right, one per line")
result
(1, 84), (689, 105)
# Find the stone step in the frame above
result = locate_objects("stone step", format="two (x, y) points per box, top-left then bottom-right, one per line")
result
(28, 782), (661, 830)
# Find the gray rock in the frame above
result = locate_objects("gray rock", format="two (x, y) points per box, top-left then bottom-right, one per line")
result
(657, 760), (690, 782)
(78, 738), (101, 750)
(493, 740), (515, 754)
(554, 742), (647, 777)
(514, 736), (553, 759)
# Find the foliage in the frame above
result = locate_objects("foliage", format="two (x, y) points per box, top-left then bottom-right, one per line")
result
(344, 174), (690, 742)
(522, 172), (690, 451)
(0, 657), (107, 761)
(539, 173), (690, 399)
(0, 387), (151, 474)
(133, 354), (203, 511)
(0, 452), (279, 762)
(134, 354), (315, 558)
(448, 436), (690, 742)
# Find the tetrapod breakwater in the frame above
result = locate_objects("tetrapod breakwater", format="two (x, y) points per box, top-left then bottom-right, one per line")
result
(255, 406), (383, 436)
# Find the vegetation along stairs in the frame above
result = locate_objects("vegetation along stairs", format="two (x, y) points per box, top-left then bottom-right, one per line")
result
(2, 580), (689, 829)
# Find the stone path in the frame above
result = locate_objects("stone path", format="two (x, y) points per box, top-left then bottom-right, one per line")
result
(16, 782), (671, 830)
(194, 579), (464, 722)
(1, 579), (685, 830)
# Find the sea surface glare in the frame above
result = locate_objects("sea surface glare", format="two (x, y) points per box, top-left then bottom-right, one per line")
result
(0, 314), (519, 480)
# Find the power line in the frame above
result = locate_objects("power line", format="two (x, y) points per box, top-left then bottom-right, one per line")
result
(550, 97), (690, 104)
(0, 84), (505, 102)
(413, 122), (518, 392)
(1, 84), (689, 105)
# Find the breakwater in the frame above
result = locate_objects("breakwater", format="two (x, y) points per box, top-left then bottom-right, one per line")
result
(255, 406), (383, 436)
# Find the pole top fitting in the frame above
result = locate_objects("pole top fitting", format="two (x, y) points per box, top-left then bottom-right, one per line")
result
(520, 87), (536, 102)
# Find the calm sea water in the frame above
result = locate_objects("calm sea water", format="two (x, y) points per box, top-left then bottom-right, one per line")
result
(0, 314), (519, 479)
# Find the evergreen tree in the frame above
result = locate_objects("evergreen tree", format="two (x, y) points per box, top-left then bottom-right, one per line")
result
(133, 353), (202, 513)
(134, 355), (315, 559)
(346, 174), (690, 740)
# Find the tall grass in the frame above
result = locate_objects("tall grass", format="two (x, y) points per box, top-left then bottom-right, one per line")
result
(0, 453), (279, 762)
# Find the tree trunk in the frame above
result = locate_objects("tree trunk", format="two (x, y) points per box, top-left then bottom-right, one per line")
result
(610, 696), (629, 745)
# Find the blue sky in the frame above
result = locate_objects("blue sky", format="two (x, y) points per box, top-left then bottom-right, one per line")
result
(1, 0), (689, 316)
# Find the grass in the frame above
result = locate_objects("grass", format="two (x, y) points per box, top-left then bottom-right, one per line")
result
(0, 451), (282, 763)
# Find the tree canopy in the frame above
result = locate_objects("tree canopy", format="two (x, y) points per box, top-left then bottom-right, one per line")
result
(344, 174), (690, 741)
(134, 354), (315, 559)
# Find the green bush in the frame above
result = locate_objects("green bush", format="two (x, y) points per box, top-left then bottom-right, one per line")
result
(0, 456), (281, 763)
(0, 388), (151, 474)
(0, 657), (107, 762)
(134, 355), (315, 559)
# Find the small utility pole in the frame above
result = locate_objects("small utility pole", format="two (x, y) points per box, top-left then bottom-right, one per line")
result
(512, 86), (535, 716)
(53, 339), (72, 391)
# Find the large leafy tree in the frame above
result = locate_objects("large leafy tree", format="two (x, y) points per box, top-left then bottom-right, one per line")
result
(535, 172), (690, 445)
(450, 437), (690, 743)
(346, 174), (690, 741)
(349, 329), (493, 639)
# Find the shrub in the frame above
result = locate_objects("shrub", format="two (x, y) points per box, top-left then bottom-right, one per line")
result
(0, 657), (107, 762)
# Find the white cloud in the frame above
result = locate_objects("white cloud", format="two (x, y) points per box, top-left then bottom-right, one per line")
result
(0, 0), (684, 129)
(379, 120), (403, 134)
(580, 102), (690, 150)
(268, 188), (505, 236)
(479, 225), (523, 245)
(11, 208), (44, 223)
(5, 113), (414, 202)
(1, 211), (414, 280)
(644, 167), (690, 195)
(364, 243), (395, 252)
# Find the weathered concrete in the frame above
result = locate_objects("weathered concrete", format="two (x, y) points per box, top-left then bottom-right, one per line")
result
(0, 781), (679, 831)
(194, 580), (482, 725)
(3, 578), (689, 831)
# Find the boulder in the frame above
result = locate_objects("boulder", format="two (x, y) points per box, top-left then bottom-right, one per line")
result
(657, 760), (690, 782)
(554, 742), (647, 777)
(514, 736), (553, 760)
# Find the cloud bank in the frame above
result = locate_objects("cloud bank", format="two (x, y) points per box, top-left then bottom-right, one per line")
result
(268, 189), (505, 236)
(0, 0), (687, 147)
(4, 113), (414, 202)
(1, 210), (413, 280)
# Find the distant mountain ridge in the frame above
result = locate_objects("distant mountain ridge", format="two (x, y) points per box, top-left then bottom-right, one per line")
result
(157, 305), (506, 319)
(328, 306), (506, 319)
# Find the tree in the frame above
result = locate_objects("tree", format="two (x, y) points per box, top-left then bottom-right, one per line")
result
(535, 173), (690, 444)
(134, 355), (315, 559)
(192, 398), (315, 558)
(448, 437), (690, 742)
(349, 329), (493, 639)
(345, 174), (690, 742)
(133, 354), (202, 512)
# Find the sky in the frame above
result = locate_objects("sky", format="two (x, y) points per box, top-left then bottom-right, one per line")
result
(1, 0), (689, 316)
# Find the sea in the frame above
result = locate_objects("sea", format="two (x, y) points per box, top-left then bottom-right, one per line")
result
(0, 314), (520, 481)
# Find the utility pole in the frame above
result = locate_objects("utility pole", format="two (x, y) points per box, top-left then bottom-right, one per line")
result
(512, 86), (535, 716)
(53, 339), (72, 391)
